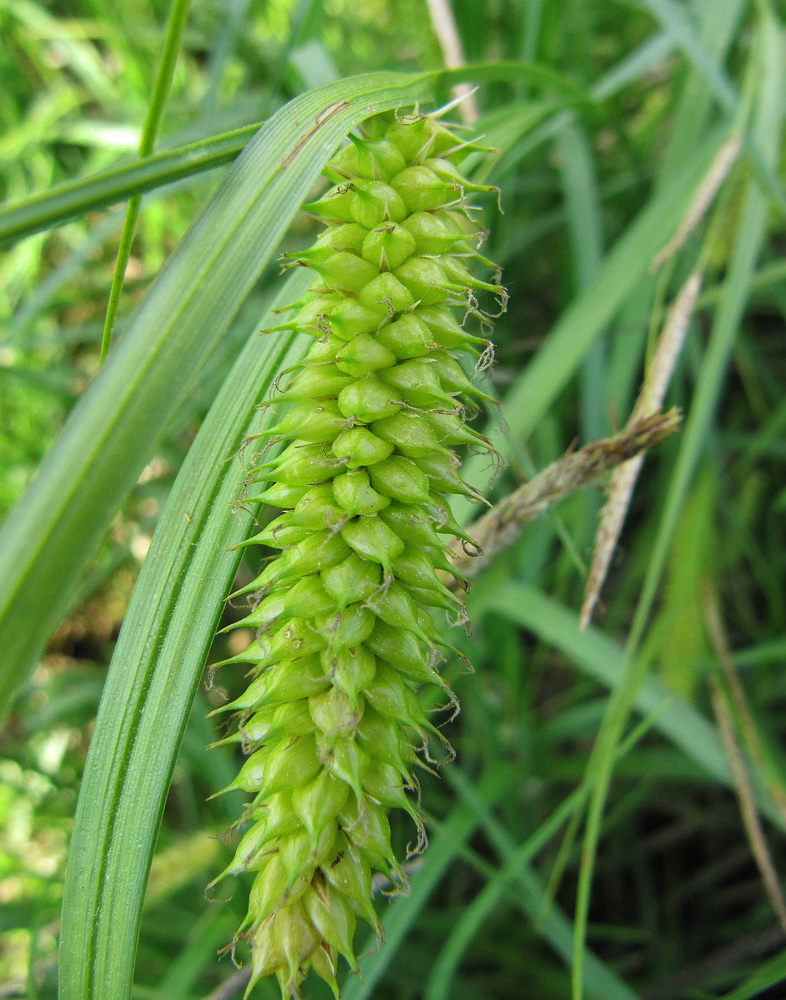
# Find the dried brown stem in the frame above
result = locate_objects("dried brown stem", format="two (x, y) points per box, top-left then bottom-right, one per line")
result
(580, 268), (702, 628)
(704, 584), (786, 825)
(426, 0), (478, 124)
(574, 131), (740, 625)
(651, 135), (741, 272)
(703, 584), (786, 935)
(708, 677), (786, 935)
(447, 409), (680, 588)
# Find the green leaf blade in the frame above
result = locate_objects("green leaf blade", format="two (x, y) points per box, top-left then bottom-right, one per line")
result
(58, 273), (311, 1000)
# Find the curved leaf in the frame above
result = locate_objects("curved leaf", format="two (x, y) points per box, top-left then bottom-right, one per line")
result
(58, 268), (313, 1000)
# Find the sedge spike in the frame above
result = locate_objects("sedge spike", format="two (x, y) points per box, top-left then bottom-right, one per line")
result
(212, 108), (505, 999)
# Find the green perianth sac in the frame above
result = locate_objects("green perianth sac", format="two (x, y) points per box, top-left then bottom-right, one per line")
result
(210, 106), (506, 999)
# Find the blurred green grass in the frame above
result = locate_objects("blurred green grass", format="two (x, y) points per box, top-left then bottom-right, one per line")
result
(1, 1), (786, 999)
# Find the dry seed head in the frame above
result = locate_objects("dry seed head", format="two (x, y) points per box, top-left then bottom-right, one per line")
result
(212, 107), (505, 999)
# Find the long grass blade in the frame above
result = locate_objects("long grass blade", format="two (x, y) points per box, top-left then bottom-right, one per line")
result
(0, 124), (262, 248)
(426, 718), (655, 1000)
(58, 267), (312, 1000)
(486, 581), (785, 829)
(442, 768), (641, 1000)
(634, 0), (738, 114)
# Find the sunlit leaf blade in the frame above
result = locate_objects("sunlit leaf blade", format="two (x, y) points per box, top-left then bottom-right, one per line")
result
(0, 123), (262, 248)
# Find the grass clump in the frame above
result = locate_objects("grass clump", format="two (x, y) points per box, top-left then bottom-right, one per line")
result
(1, 3), (785, 1000)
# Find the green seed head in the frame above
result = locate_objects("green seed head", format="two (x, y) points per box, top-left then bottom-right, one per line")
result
(213, 105), (504, 998)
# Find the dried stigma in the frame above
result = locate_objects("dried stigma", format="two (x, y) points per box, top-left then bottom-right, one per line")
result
(211, 107), (505, 999)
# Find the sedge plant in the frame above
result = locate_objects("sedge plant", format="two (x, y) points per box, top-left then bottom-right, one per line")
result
(208, 105), (506, 998)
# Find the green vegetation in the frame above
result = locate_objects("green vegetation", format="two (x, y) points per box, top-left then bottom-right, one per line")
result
(1, 2), (785, 999)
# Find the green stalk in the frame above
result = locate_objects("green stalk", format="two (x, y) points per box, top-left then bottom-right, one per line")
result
(99, 0), (192, 361)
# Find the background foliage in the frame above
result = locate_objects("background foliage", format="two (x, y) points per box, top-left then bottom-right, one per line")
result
(1, 1), (785, 999)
